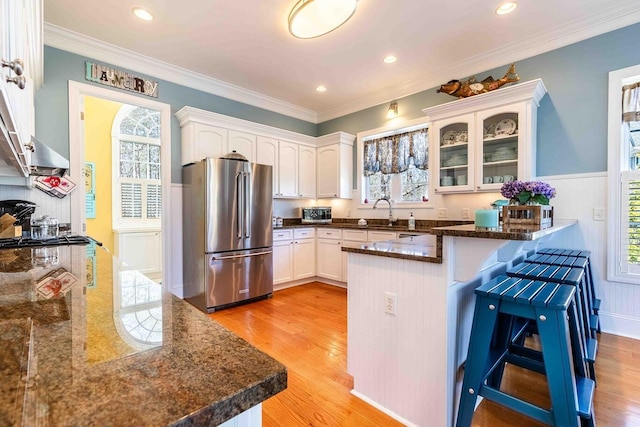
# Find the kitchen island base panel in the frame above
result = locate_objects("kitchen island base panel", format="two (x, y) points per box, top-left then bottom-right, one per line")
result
(347, 253), (477, 427)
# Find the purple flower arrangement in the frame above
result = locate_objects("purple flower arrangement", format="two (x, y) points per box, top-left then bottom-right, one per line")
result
(500, 180), (556, 205)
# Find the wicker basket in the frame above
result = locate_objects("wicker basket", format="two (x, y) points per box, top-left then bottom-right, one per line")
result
(502, 205), (553, 228)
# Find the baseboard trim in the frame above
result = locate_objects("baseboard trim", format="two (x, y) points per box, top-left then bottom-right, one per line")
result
(599, 311), (640, 340)
(350, 390), (418, 427)
(274, 277), (346, 292)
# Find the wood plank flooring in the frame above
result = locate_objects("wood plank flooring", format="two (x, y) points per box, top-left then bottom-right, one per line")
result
(210, 282), (640, 426)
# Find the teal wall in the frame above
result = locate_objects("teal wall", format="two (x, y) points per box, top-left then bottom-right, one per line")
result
(318, 22), (640, 177)
(35, 47), (317, 183)
(35, 23), (640, 182)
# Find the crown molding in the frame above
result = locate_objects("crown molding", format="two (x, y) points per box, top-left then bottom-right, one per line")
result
(45, 2), (640, 126)
(43, 23), (318, 124)
(316, 3), (640, 123)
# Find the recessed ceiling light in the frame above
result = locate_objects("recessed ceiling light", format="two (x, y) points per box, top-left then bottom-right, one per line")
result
(384, 55), (397, 64)
(132, 7), (154, 21)
(496, 2), (517, 15)
(316, 85), (327, 92)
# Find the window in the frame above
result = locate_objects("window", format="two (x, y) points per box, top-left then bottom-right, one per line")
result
(607, 65), (640, 284)
(362, 125), (429, 203)
(112, 106), (162, 228)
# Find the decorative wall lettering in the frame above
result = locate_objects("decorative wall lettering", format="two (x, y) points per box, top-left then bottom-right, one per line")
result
(85, 62), (159, 98)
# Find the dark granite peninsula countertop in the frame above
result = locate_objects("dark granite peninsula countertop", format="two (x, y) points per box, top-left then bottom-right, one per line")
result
(430, 219), (578, 241)
(0, 243), (286, 426)
(341, 234), (442, 263)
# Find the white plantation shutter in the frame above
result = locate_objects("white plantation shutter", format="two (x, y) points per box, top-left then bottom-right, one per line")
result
(146, 184), (162, 219)
(620, 171), (640, 277)
(121, 182), (143, 218)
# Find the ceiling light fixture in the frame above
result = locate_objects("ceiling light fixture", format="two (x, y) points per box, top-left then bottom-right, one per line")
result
(384, 55), (397, 64)
(132, 7), (154, 21)
(496, 2), (517, 15)
(288, 0), (358, 39)
(316, 85), (327, 92)
(386, 102), (398, 119)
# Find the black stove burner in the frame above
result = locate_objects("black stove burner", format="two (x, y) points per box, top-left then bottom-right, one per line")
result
(0, 235), (101, 249)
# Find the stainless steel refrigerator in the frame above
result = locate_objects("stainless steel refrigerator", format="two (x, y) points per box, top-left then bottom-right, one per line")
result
(182, 155), (273, 312)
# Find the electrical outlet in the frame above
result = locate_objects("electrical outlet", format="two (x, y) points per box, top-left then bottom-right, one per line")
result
(437, 208), (447, 218)
(593, 208), (605, 221)
(462, 208), (470, 219)
(384, 292), (397, 315)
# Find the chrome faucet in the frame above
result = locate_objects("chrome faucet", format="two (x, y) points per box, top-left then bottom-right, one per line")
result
(373, 197), (395, 226)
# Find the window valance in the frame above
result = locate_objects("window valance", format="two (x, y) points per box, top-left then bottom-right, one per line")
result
(363, 128), (428, 176)
(623, 82), (640, 122)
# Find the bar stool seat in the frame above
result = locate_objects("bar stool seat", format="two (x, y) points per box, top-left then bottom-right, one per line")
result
(456, 276), (595, 427)
(506, 261), (598, 381)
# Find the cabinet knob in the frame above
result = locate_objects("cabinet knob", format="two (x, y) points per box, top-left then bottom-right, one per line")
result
(2, 58), (24, 75)
(6, 75), (26, 90)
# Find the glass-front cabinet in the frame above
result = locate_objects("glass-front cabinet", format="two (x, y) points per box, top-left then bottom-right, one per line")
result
(431, 114), (475, 193)
(424, 79), (547, 194)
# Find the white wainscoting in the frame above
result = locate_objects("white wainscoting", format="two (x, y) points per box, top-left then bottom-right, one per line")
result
(169, 184), (184, 298)
(0, 185), (71, 226)
(539, 172), (640, 339)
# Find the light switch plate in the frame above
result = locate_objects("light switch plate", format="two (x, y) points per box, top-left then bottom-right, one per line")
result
(438, 208), (447, 218)
(462, 208), (470, 219)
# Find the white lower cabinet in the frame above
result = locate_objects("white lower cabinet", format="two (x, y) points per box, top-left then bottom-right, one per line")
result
(341, 229), (368, 283)
(293, 228), (316, 279)
(273, 228), (315, 284)
(367, 230), (397, 242)
(316, 228), (343, 281)
(273, 229), (294, 285)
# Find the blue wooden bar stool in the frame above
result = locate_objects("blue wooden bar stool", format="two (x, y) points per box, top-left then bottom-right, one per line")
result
(456, 276), (596, 427)
(506, 261), (598, 381)
(535, 248), (601, 331)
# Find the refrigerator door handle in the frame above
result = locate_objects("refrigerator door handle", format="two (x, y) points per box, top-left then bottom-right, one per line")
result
(236, 172), (244, 239)
(244, 171), (251, 238)
(212, 250), (273, 260)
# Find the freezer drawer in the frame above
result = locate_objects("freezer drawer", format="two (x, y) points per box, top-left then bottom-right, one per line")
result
(204, 249), (273, 311)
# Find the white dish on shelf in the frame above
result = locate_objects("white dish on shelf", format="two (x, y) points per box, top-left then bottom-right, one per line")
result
(494, 119), (517, 135)
(456, 131), (468, 142)
(442, 130), (458, 144)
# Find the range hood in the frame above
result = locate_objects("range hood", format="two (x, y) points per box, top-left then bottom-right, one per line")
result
(29, 137), (69, 177)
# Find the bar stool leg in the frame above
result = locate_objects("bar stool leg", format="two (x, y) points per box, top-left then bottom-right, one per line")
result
(536, 305), (582, 427)
(456, 295), (501, 427)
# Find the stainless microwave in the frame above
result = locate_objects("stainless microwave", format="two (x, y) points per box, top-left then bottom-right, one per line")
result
(301, 207), (332, 224)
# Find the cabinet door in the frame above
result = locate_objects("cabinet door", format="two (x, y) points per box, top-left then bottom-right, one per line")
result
(317, 145), (339, 198)
(430, 114), (475, 194)
(256, 136), (278, 196)
(298, 145), (316, 198)
(293, 238), (315, 279)
(475, 103), (527, 191)
(277, 141), (298, 198)
(273, 239), (294, 284)
(228, 130), (256, 162)
(190, 123), (227, 161)
(316, 239), (342, 281)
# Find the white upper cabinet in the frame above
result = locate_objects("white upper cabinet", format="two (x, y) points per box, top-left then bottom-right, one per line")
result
(277, 141), (298, 198)
(298, 145), (316, 198)
(0, 0), (42, 178)
(423, 79), (547, 194)
(177, 107), (350, 200)
(316, 132), (354, 199)
(228, 130), (256, 162)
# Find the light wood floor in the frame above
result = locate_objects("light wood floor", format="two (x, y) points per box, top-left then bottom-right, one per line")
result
(211, 282), (640, 426)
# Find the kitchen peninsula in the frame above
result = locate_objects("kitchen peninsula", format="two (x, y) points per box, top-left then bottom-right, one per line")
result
(342, 220), (577, 427)
(0, 243), (286, 426)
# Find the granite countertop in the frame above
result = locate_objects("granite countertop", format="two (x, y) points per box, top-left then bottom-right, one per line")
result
(276, 218), (473, 233)
(430, 219), (578, 241)
(0, 244), (286, 426)
(341, 234), (442, 263)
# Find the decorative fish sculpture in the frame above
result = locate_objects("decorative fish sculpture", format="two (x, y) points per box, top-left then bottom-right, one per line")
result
(437, 63), (520, 98)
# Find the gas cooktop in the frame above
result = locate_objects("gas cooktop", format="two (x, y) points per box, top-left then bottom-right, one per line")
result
(0, 235), (101, 249)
